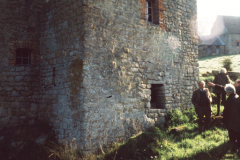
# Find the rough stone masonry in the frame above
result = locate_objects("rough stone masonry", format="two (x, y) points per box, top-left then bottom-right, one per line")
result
(0, 0), (198, 150)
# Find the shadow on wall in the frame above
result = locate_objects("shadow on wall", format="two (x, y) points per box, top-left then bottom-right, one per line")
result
(0, 120), (57, 160)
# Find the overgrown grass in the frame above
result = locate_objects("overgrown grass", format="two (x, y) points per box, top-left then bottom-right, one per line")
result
(199, 54), (240, 74)
(102, 106), (239, 160)
(4, 106), (237, 160)
(47, 105), (239, 160)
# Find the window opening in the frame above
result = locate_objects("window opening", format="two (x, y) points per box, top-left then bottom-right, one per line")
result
(150, 84), (165, 109)
(146, 1), (153, 23)
(16, 48), (32, 65)
(237, 42), (240, 46)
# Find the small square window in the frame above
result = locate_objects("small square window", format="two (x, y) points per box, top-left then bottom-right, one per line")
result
(237, 42), (240, 46)
(16, 48), (32, 66)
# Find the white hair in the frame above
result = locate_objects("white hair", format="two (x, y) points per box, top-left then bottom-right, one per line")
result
(220, 68), (227, 74)
(225, 84), (235, 94)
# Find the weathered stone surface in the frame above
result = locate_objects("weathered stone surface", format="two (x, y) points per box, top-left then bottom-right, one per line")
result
(0, 0), (198, 151)
(0, 108), (9, 118)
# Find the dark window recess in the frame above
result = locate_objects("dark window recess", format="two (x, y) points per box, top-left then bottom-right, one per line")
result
(237, 42), (240, 46)
(146, 1), (153, 23)
(16, 48), (32, 65)
(150, 84), (165, 109)
(216, 46), (220, 48)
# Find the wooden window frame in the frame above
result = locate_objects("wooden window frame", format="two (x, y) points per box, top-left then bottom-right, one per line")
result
(140, 0), (165, 27)
(16, 48), (32, 66)
(146, 0), (153, 23)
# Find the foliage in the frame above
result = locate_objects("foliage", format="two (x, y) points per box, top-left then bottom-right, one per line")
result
(47, 139), (98, 160)
(199, 75), (214, 92)
(210, 92), (216, 98)
(165, 107), (198, 127)
(199, 76), (214, 84)
(221, 57), (233, 71)
(4, 106), (240, 159)
(199, 54), (239, 74)
(103, 105), (239, 160)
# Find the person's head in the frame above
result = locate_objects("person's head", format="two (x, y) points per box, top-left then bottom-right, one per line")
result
(198, 81), (205, 90)
(234, 79), (240, 87)
(220, 68), (227, 74)
(225, 84), (236, 96)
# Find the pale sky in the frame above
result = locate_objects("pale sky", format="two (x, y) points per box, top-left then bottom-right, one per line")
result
(197, 0), (240, 35)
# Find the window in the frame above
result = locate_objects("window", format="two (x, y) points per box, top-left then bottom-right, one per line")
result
(140, 0), (165, 26)
(150, 84), (165, 109)
(146, 1), (153, 23)
(235, 40), (240, 47)
(16, 48), (32, 65)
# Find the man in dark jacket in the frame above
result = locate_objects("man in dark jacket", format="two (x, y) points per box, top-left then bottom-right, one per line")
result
(192, 81), (212, 130)
(208, 82), (237, 125)
(234, 79), (240, 95)
(227, 93), (240, 153)
(213, 68), (231, 116)
(208, 82), (239, 153)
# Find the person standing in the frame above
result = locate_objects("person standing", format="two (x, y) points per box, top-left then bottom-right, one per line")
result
(192, 81), (212, 131)
(208, 81), (240, 154)
(234, 79), (240, 95)
(227, 93), (240, 155)
(213, 68), (231, 116)
(208, 82), (237, 126)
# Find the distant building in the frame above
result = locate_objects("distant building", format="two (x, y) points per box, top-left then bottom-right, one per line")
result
(198, 35), (225, 57)
(211, 15), (240, 55)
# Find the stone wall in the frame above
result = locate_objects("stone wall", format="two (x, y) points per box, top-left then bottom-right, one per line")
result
(198, 45), (225, 57)
(38, 0), (86, 147)
(0, 0), (198, 151)
(0, 0), (42, 128)
(79, 0), (198, 149)
(229, 34), (240, 54)
(220, 33), (230, 54)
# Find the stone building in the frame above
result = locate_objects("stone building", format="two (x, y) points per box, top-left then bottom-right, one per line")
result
(198, 35), (225, 57)
(0, 0), (198, 150)
(211, 15), (240, 55)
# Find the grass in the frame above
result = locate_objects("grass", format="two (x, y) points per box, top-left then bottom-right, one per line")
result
(46, 105), (239, 160)
(198, 54), (240, 74)
(2, 105), (238, 160)
(101, 105), (239, 160)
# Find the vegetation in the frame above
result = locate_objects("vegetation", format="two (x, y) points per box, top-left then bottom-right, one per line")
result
(44, 105), (239, 160)
(0, 121), (56, 160)
(1, 105), (239, 159)
(198, 54), (240, 74)
(222, 57), (233, 72)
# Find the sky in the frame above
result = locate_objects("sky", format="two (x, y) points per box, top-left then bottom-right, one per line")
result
(197, 0), (240, 35)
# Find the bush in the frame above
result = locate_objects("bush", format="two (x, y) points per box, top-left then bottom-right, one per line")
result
(221, 58), (233, 71)
(182, 107), (198, 123)
(165, 107), (198, 127)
